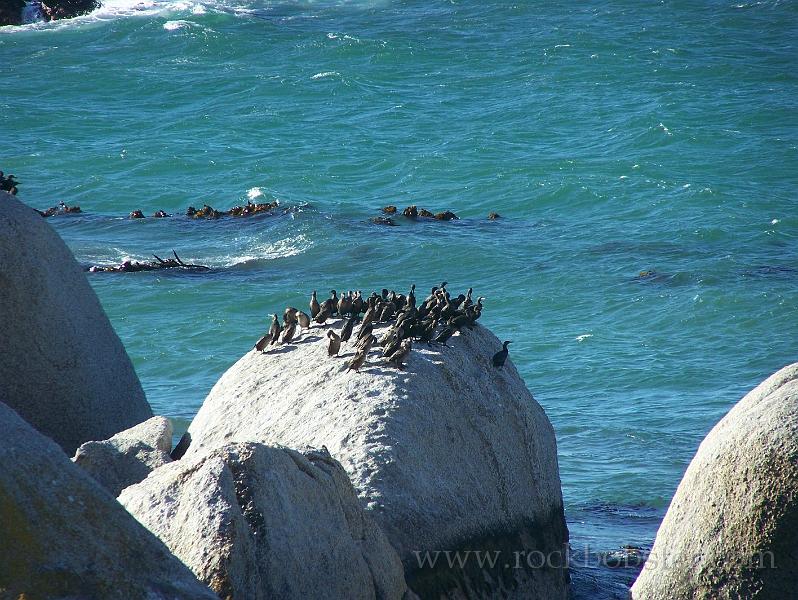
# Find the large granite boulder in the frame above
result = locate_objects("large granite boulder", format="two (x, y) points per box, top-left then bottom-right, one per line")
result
(181, 320), (569, 598)
(0, 192), (152, 454)
(120, 442), (408, 600)
(0, 401), (216, 599)
(631, 363), (798, 599)
(73, 416), (173, 496)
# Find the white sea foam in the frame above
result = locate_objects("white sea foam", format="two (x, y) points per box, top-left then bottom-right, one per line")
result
(163, 19), (191, 30)
(247, 187), (264, 200)
(575, 334), (593, 342)
(771, 218), (780, 225)
(3, 0), (212, 32)
(311, 71), (339, 80)
(225, 235), (311, 267)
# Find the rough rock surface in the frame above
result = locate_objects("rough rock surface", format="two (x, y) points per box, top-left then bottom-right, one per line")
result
(120, 442), (408, 600)
(73, 416), (173, 496)
(0, 192), (152, 454)
(182, 320), (569, 598)
(631, 363), (798, 599)
(0, 401), (216, 600)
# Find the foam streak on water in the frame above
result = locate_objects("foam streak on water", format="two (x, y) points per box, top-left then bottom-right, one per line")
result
(2, 1), (797, 596)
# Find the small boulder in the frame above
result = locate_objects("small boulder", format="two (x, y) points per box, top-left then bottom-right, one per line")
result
(73, 416), (173, 496)
(0, 192), (152, 454)
(0, 401), (216, 599)
(631, 363), (798, 599)
(120, 442), (408, 600)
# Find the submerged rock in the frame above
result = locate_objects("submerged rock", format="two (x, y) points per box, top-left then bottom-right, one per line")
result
(0, 192), (151, 454)
(631, 363), (798, 599)
(0, 401), (216, 599)
(182, 320), (569, 598)
(39, 0), (99, 21)
(73, 416), (173, 497)
(120, 442), (407, 600)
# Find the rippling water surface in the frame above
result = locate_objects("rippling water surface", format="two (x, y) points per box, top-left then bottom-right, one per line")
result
(3, 1), (797, 595)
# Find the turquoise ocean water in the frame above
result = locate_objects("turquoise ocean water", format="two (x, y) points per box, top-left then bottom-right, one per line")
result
(2, 0), (797, 595)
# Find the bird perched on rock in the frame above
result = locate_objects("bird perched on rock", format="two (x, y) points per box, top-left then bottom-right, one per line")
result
(346, 348), (369, 372)
(356, 321), (374, 344)
(296, 310), (311, 331)
(268, 314), (282, 346)
(310, 291), (320, 318)
(340, 316), (356, 342)
(386, 339), (412, 369)
(283, 307), (299, 325)
(338, 293), (353, 318)
(327, 330), (341, 357)
(281, 320), (297, 344)
(255, 314), (281, 351)
(314, 306), (331, 326)
(434, 325), (455, 346)
(492, 341), (512, 368)
(355, 332), (376, 355)
(254, 332), (271, 352)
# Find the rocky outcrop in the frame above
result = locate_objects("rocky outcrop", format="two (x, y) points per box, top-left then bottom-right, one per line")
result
(0, 401), (216, 599)
(0, 0), (25, 25)
(181, 320), (569, 598)
(0, 0), (99, 25)
(631, 363), (798, 599)
(73, 416), (173, 496)
(120, 442), (408, 600)
(0, 192), (151, 454)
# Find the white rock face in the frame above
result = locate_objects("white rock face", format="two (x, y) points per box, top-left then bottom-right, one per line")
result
(0, 192), (151, 454)
(631, 363), (798, 600)
(0, 401), (216, 600)
(120, 442), (408, 600)
(73, 416), (173, 496)
(183, 320), (569, 598)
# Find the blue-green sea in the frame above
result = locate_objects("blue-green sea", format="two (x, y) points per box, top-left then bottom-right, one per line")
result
(2, 0), (797, 595)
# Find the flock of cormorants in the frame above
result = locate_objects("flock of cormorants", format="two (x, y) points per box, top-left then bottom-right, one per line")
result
(254, 283), (512, 373)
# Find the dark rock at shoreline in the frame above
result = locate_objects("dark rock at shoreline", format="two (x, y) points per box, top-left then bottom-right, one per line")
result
(0, 0), (99, 25)
(402, 204), (419, 217)
(0, 0), (25, 25)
